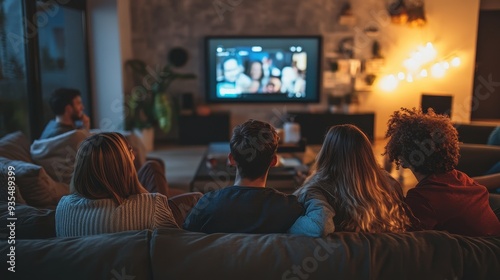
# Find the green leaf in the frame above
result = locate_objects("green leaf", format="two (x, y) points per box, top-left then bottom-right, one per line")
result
(154, 94), (172, 133)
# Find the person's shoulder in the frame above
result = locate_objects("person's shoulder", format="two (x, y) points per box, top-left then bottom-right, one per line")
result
(129, 193), (168, 203)
(39, 120), (58, 139)
(58, 193), (82, 204)
(262, 187), (302, 202)
(57, 193), (111, 209)
(488, 126), (500, 145)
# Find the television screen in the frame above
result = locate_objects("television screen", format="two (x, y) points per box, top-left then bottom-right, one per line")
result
(205, 36), (322, 103)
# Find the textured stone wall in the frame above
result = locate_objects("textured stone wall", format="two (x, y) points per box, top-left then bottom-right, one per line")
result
(129, 0), (352, 100)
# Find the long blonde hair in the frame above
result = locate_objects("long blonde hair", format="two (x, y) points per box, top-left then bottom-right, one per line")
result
(305, 124), (410, 233)
(71, 132), (147, 204)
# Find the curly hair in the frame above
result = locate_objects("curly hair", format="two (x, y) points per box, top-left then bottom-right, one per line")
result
(385, 107), (459, 175)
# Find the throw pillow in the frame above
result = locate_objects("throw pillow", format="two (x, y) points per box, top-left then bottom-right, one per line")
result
(0, 157), (69, 209)
(31, 129), (90, 184)
(0, 131), (32, 163)
(0, 202), (56, 239)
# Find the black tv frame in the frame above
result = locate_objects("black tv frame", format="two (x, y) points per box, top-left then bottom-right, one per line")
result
(204, 35), (322, 104)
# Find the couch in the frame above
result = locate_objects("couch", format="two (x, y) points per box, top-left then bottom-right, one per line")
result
(454, 123), (500, 178)
(1, 128), (500, 279)
(454, 123), (497, 145)
(1, 224), (499, 279)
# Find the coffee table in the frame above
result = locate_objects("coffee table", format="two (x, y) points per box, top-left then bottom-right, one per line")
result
(190, 142), (312, 194)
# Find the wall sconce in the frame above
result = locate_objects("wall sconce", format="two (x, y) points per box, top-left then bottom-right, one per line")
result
(406, 0), (426, 27)
(388, 0), (408, 24)
(387, 0), (426, 27)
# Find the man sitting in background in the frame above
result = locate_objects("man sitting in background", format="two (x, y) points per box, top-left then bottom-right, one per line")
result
(183, 119), (304, 234)
(40, 88), (90, 139)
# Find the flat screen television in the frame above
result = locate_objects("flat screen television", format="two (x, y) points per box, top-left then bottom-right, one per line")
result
(205, 36), (322, 103)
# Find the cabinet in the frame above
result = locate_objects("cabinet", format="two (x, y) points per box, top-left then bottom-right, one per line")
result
(292, 112), (375, 144)
(178, 112), (231, 145)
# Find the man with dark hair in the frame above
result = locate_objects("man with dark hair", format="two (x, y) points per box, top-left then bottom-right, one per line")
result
(40, 88), (90, 139)
(385, 107), (500, 236)
(183, 119), (304, 234)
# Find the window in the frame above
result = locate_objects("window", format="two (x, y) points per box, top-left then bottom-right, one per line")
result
(0, 0), (90, 139)
(0, 0), (30, 137)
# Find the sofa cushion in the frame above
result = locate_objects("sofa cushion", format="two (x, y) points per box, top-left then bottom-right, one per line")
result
(150, 229), (466, 279)
(457, 144), (500, 177)
(454, 123), (497, 144)
(0, 131), (32, 163)
(0, 230), (152, 279)
(31, 129), (90, 184)
(0, 157), (68, 209)
(0, 202), (55, 239)
(168, 192), (203, 226)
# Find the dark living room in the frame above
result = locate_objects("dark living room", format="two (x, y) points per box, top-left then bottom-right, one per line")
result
(1, 0), (500, 279)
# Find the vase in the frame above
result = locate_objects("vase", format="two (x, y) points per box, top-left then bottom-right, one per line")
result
(134, 127), (154, 152)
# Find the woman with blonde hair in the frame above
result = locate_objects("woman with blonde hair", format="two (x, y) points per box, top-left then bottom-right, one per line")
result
(289, 124), (410, 236)
(55, 132), (179, 237)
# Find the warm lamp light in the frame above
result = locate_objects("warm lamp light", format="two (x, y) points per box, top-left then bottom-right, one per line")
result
(403, 58), (419, 71)
(421, 42), (437, 61)
(379, 75), (398, 91)
(382, 43), (460, 90)
(451, 57), (461, 67)
(431, 63), (446, 78)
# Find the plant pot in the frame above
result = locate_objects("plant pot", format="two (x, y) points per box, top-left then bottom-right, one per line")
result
(134, 127), (154, 152)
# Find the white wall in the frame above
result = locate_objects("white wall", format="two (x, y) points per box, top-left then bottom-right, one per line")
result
(87, 0), (125, 131)
(354, 0), (482, 139)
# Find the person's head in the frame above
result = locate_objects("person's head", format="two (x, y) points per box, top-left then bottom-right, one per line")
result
(248, 61), (263, 80)
(229, 119), (279, 180)
(222, 57), (242, 83)
(385, 107), (459, 175)
(71, 132), (147, 204)
(49, 88), (84, 120)
(265, 77), (282, 93)
(307, 124), (409, 232)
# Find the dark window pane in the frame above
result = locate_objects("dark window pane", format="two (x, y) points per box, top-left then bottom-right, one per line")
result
(0, 0), (30, 138)
(37, 1), (90, 128)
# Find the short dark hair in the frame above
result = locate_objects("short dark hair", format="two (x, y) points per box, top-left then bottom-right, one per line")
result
(230, 119), (279, 180)
(385, 107), (459, 175)
(49, 88), (81, 115)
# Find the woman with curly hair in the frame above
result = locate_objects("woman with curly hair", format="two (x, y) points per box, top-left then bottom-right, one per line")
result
(289, 124), (410, 236)
(385, 108), (500, 236)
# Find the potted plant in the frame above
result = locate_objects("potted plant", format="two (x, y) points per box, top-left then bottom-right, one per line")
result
(124, 51), (196, 150)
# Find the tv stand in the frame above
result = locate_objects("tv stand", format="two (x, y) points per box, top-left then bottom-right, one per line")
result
(291, 112), (375, 144)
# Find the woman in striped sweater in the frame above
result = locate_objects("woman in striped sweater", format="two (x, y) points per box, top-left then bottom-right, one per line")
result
(55, 132), (179, 237)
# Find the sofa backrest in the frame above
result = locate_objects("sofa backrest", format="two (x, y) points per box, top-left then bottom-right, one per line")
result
(149, 229), (500, 280)
(2, 228), (499, 279)
(457, 143), (500, 177)
(0, 230), (152, 279)
(454, 123), (497, 145)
